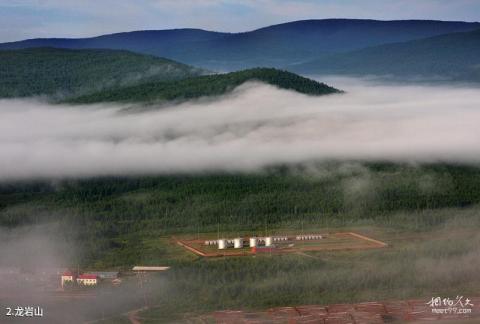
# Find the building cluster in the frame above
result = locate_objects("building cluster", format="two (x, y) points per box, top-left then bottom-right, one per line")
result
(205, 234), (323, 250)
(296, 234), (323, 240)
(60, 271), (119, 288)
(132, 266), (170, 272)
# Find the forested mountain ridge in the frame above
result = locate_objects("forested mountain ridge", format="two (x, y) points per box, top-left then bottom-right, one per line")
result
(289, 28), (480, 82)
(67, 68), (341, 104)
(1, 19), (479, 71)
(0, 47), (205, 98)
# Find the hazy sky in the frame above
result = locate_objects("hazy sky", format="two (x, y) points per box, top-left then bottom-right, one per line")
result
(1, 0), (480, 42)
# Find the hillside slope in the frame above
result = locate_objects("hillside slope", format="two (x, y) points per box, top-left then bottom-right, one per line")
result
(1, 19), (479, 71)
(290, 28), (480, 82)
(0, 47), (204, 98)
(67, 68), (341, 104)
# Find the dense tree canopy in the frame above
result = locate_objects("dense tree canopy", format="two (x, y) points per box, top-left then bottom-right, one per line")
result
(67, 68), (341, 104)
(0, 47), (203, 98)
(1, 163), (480, 267)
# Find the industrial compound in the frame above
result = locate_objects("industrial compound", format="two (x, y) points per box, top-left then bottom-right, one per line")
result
(205, 234), (323, 250)
(176, 231), (387, 257)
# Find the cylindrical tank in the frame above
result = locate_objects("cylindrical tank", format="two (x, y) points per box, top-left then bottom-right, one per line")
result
(234, 238), (243, 249)
(249, 237), (257, 247)
(265, 237), (273, 247)
(218, 239), (227, 250)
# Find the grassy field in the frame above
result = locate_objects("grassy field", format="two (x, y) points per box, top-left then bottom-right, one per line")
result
(90, 209), (480, 322)
(130, 219), (480, 322)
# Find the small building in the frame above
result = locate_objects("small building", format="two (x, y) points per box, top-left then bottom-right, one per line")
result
(77, 274), (98, 286)
(85, 271), (119, 280)
(265, 237), (273, 247)
(218, 239), (227, 250)
(295, 234), (323, 241)
(132, 266), (170, 272)
(61, 271), (75, 288)
(233, 238), (243, 249)
(205, 240), (218, 246)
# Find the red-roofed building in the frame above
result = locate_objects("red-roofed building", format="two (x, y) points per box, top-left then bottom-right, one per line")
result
(77, 274), (98, 286)
(61, 271), (75, 288)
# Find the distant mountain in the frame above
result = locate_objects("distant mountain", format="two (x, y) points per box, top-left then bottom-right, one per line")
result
(1, 19), (479, 71)
(66, 68), (341, 104)
(289, 28), (480, 82)
(0, 47), (204, 98)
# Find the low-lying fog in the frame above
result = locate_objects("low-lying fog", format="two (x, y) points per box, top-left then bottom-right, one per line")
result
(1, 79), (479, 180)
(0, 224), (161, 324)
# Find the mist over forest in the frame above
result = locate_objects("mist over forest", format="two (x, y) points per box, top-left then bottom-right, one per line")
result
(2, 9), (480, 322)
(1, 78), (480, 181)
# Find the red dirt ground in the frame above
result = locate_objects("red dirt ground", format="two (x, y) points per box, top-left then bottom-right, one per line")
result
(195, 297), (480, 323)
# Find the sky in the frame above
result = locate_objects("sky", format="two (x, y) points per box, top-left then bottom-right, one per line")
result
(0, 0), (480, 42)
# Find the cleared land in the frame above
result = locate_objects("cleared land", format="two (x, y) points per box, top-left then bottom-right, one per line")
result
(194, 297), (480, 323)
(175, 232), (387, 257)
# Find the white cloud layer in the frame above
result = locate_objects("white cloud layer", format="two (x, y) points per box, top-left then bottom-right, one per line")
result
(1, 80), (480, 180)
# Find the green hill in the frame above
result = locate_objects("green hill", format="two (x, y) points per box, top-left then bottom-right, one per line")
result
(0, 47), (204, 98)
(67, 68), (341, 104)
(1, 20), (479, 71)
(290, 29), (480, 82)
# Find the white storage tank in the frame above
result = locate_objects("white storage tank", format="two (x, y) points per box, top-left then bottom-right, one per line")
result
(249, 237), (258, 247)
(234, 238), (243, 249)
(265, 237), (273, 247)
(218, 239), (227, 250)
